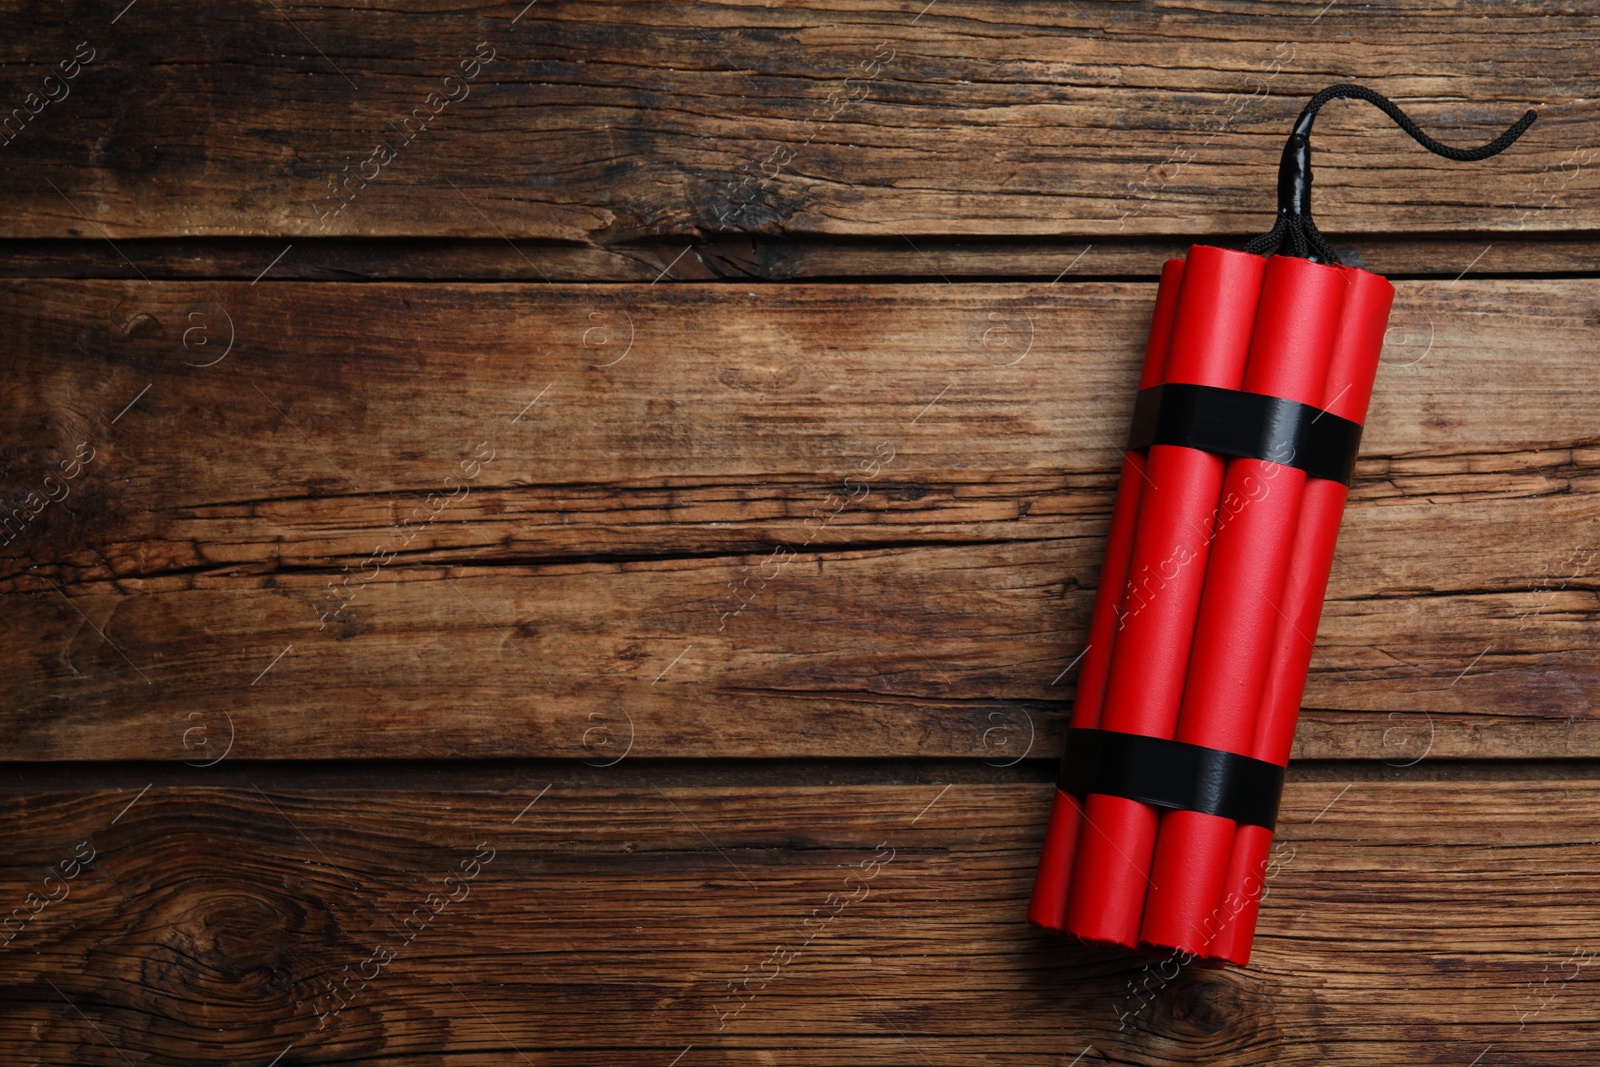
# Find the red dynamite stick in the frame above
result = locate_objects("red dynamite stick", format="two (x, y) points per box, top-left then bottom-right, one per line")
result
(1063, 246), (1265, 948)
(1205, 266), (1394, 965)
(1027, 258), (1186, 932)
(1026, 82), (1535, 969)
(1138, 255), (1349, 955)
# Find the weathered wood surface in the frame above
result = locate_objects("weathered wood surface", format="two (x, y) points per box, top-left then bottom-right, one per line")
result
(4, 278), (1596, 761)
(0, 1), (1594, 242)
(2, 778), (1596, 1065)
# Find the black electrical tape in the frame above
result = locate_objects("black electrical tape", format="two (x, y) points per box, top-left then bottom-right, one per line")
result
(1126, 383), (1363, 485)
(1057, 727), (1286, 830)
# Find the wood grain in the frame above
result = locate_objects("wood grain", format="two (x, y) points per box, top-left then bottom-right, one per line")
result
(3, 278), (1596, 761)
(5, 1), (1597, 1061)
(0, 1), (1593, 242)
(2, 778), (1596, 1065)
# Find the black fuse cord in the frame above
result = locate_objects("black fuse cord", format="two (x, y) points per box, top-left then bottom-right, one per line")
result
(1244, 84), (1539, 264)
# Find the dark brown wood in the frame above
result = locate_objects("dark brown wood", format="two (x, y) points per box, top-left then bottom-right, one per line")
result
(2, 778), (1596, 1065)
(0, 2), (1592, 242)
(751, 235), (1600, 284)
(4, 235), (1599, 283)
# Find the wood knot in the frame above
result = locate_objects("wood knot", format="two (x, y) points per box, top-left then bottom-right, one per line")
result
(1147, 970), (1252, 1040)
(140, 882), (341, 1018)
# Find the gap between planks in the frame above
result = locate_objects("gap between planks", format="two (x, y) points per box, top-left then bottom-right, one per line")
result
(2, 235), (1598, 283)
(3, 757), (1599, 793)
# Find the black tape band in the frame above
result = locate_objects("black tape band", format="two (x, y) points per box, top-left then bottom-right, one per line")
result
(1126, 383), (1363, 485)
(1057, 727), (1285, 830)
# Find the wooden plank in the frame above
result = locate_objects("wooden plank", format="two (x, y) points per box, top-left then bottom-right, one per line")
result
(0, 1), (1594, 241)
(2, 278), (1596, 761)
(1, 778), (1596, 1064)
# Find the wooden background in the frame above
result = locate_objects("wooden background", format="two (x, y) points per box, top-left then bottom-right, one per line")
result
(2, 1), (1597, 1063)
